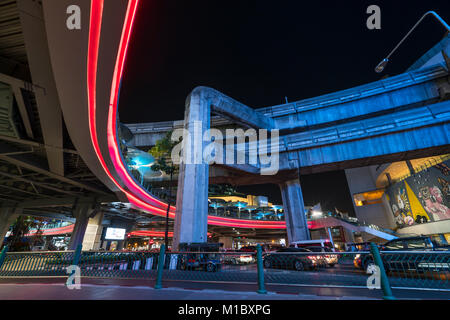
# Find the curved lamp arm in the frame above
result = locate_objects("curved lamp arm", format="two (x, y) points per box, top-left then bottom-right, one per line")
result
(375, 11), (450, 73)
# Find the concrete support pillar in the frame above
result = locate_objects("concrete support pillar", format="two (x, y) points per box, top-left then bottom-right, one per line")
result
(327, 227), (336, 247)
(342, 227), (355, 243)
(279, 179), (310, 244)
(0, 207), (20, 248)
(68, 202), (93, 250)
(81, 211), (104, 251)
(173, 89), (210, 250)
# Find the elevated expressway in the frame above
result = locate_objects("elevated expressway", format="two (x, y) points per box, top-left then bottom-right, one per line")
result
(46, 1), (450, 247)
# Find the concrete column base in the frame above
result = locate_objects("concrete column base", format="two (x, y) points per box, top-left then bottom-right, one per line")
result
(68, 202), (94, 250)
(219, 237), (233, 249)
(81, 211), (104, 251)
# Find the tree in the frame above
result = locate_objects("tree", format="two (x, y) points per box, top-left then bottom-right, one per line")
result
(148, 131), (179, 249)
(8, 216), (43, 252)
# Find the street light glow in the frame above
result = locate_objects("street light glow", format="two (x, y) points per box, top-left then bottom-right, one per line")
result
(375, 11), (450, 73)
(375, 58), (389, 73)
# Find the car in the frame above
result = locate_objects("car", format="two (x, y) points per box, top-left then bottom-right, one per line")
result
(262, 244), (284, 253)
(223, 253), (254, 264)
(354, 236), (450, 273)
(350, 242), (374, 269)
(179, 252), (222, 272)
(304, 246), (338, 267)
(223, 252), (254, 264)
(380, 236), (448, 252)
(262, 247), (324, 271)
(347, 242), (372, 252)
(239, 246), (257, 253)
(178, 242), (223, 272)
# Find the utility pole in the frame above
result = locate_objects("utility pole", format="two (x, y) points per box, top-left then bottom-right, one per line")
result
(164, 170), (173, 250)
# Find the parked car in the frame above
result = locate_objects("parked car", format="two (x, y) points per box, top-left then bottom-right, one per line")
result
(263, 247), (324, 271)
(304, 246), (338, 267)
(179, 252), (222, 272)
(222, 252), (254, 264)
(262, 244), (284, 253)
(239, 246), (257, 253)
(347, 242), (371, 252)
(354, 236), (450, 273)
(381, 236), (447, 252)
(350, 242), (375, 269)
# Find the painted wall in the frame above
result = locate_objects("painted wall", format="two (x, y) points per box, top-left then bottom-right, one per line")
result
(385, 160), (450, 228)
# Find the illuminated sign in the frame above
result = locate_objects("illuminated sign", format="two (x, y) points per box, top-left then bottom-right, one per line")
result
(105, 228), (126, 240)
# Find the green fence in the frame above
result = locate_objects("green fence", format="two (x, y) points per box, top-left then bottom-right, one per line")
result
(0, 246), (448, 296)
(0, 251), (75, 277)
(381, 251), (450, 290)
(78, 251), (159, 279)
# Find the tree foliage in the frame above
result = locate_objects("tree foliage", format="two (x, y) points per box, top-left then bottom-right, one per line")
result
(8, 216), (44, 252)
(148, 131), (179, 176)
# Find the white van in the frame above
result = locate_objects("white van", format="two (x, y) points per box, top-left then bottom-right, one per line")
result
(289, 239), (335, 251)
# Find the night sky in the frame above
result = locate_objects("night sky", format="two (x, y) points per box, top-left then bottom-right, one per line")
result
(119, 1), (450, 215)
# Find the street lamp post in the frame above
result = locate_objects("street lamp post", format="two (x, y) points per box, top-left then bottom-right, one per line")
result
(375, 11), (450, 73)
(164, 170), (173, 250)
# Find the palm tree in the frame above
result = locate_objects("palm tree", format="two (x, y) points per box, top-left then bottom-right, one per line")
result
(148, 131), (179, 249)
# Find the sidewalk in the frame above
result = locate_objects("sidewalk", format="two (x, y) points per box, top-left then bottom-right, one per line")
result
(0, 282), (378, 300)
(0, 277), (447, 299)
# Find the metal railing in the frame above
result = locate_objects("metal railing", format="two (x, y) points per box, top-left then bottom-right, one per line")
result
(0, 250), (75, 277)
(158, 251), (258, 284)
(380, 251), (450, 290)
(77, 251), (160, 279)
(0, 244), (448, 298)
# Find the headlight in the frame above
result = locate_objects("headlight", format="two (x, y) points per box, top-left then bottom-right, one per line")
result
(355, 254), (360, 259)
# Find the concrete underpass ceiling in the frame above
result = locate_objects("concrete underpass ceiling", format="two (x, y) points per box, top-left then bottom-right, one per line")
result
(0, 1), (111, 208)
(0, 136), (112, 207)
(0, 0), (30, 81)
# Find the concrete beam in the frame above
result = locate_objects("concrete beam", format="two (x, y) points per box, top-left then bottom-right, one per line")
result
(258, 65), (447, 126)
(193, 86), (274, 130)
(0, 134), (78, 154)
(17, 0), (64, 175)
(0, 171), (81, 197)
(296, 123), (450, 170)
(16, 195), (117, 209)
(12, 86), (34, 139)
(0, 143), (110, 195)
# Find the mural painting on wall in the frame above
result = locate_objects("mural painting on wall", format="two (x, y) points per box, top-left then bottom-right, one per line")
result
(386, 160), (450, 227)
